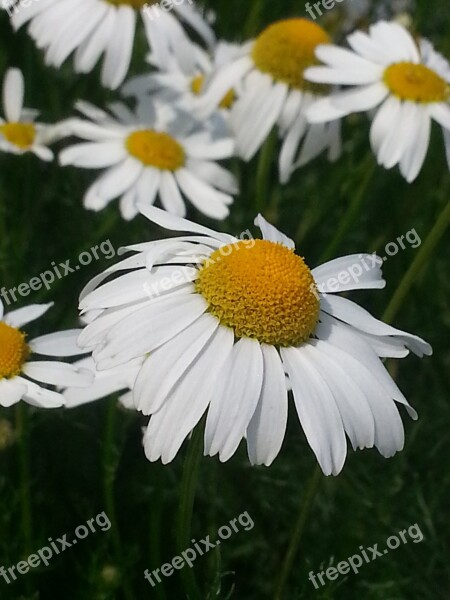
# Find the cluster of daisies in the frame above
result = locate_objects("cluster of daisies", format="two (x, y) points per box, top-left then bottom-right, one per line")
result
(0, 2), (438, 474)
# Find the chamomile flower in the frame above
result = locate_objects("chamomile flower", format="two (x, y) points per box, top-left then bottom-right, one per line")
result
(0, 68), (55, 161)
(59, 100), (237, 220)
(78, 206), (431, 475)
(11, 0), (215, 90)
(122, 40), (242, 116)
(305, 21), (450, 182)
(196, 18), (342, 183)
(0, 300), (92, 408)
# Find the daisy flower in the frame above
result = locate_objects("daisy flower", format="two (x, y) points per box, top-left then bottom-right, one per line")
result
(305, 21), (450, 182)
(59, 100), (237, 221)
(0, 68), (55, 161)
(195, 18), (342, 183)
(78, 206), (431, 475)
(11, 0), (215, 90)
(122, 40), (242, 116)
(0, 299), (92, 408)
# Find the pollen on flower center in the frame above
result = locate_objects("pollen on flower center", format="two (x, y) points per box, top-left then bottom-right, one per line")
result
(251, 18), (331, 91)
(195, 239), (320, 347)
(191, 74), (236, 109)
(0, 322), (29, 380)
(0, 122), (36, 149)
(384, 62), (450, 103)
(126, 129), (186, 170)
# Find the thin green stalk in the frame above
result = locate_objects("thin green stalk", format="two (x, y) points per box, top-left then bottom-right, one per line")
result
(273, 466), (322, 600)
(255, 133), (277, 214)
(382, 199), (450, 323)
(319, 158), (376, 263)
(103, 399), (134, 600)
(176, 421), (205, 600)
(16, 404), (32, 560)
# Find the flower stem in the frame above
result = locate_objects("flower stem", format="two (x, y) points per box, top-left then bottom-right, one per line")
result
(319, 157), (376, 263)
(16, 404), (32, 561)
(382, 199), (450, 323)
(273, 466), (322, 600)
(256, 132), (277, 215)
(176, 421), (205, 599)
(103, 399), (134, 600)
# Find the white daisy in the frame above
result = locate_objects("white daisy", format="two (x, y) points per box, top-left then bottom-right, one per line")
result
(305, 21), (450, 182)
(63, 356), (142, 408)
(78, 206), (431, 475)
(11, 0), (215, 90)
(195, 18), (342, 183)
(59, 100), (237, 221)
(122, 39), (242, 116)
(0, 299), (92, 408)
(0, 68), (55, 161)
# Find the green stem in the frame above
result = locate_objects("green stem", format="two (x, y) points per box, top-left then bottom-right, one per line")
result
(319, 158), (376, 264)
(273, 466), (322, 600)
(103, 399), (134, 600)
(16, 404), (32, 561)
(176, 421), (205, 599)
(255, 133), (277, 215)
(382, 199), (450, 323)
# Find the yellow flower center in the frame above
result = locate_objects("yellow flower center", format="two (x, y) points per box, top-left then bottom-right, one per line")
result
(126, 130), (186, 170)
(191, 74), (236, 109)
(105, 0), (149, 8)
(384, 62), (450, 103)
(0, 322), (29, 380)
(195, 239), (320, 347)
(0, 122), (36, 149)
(251, 18), (330, 91)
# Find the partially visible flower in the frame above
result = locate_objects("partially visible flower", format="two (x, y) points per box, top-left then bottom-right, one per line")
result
(122, 40), (243, 116)
(77, 206), (431, 475)
(0, 68), (56, 161)
(0, 300), (92, 408)
(59, 100), (237, 221)
(11, 0), (215, 90)
(305, 21), (450, 182)
(195, 18), (342, 183)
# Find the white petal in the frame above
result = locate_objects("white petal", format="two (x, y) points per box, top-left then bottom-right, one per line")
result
(205, 338), (264, 461)
(281, 346), (347, 476)
(0, 378), (27, 407)
(247, 345), (288, 466)
(29, 329), (85, 356)
(5, 302), (53, 328)
(254, 214), (294, 249)
(313, 254), (385, 293)
(3, 68), (24, 122)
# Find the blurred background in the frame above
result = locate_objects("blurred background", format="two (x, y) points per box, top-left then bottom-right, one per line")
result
(0, 0), (449, 598)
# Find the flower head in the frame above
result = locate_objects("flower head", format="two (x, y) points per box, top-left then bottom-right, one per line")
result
(195, 18), (342, 183)
(59, 100), (237, 221)
(0, 68), (56, 161)
(305, 21), (450, 181)
(78, 207), (431, 475)
(0, 300), (92, 408)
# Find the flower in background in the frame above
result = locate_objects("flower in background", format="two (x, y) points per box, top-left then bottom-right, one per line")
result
(59, 100), (237, 221)
(78, 206), (431, 475)
(195, 18), (342, 183)
(305, 21), (450, 182)
(0, 68), (56, 160)
(11, 0), (215, 90)
(122, 39), (242, 117)
(0, 300), (92, 408)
